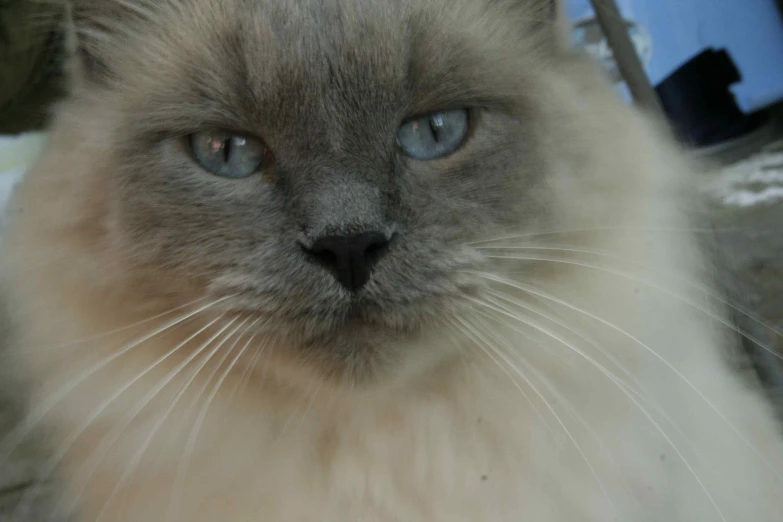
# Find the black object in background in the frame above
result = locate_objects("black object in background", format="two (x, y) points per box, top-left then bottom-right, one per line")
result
(655, 48), (765, 148)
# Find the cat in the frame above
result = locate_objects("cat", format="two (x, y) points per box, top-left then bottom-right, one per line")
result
(2, 0), (783, 520)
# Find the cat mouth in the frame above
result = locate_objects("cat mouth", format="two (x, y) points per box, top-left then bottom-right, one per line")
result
(297, 293), (430, 345)
(212, 261), (477, 346)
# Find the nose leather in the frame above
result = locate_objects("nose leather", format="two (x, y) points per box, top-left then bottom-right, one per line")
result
(304, 232), (390, 292)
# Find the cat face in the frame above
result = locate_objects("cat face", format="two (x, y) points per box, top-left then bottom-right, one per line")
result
(66, 0), (564, 376)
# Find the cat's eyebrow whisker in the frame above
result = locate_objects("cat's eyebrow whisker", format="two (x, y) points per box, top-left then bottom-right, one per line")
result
(467, 272), (783, 482)
(475, 254), (783, 361)
(450, 314), (619, 514)
(166, 315), (263, 522)
(465, 296), (728, 520)
(11, 310), (240, 522)
(0, 295), (233, 476)
(475, 244), (783, 341)
(91, 314), (247, 522)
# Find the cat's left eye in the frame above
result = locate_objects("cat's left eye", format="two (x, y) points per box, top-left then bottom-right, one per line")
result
(189, 130), (266, 178)
(396, 109), (469, 160)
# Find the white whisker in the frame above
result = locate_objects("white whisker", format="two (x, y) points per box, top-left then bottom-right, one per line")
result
(224, 325), (270, 404)
(471, 313), (636, 502)
(483, 288), (649, 400)
(473, 297), (720, 485)
(6, 295), (211, 356)
(475, 243), (783, 341)
(468, 270), (783, 483)
(475, 255), (782, 361)
(463, 226), (733, 246)
(447, 316), (557, 444)
(0, 296), (233, 479)
(455, 314), (618, 514)
(19, 313), (235, 522)
(166, 315), (262, 522)
(90, 315), (247, 521)
(466, 296), (727, 520)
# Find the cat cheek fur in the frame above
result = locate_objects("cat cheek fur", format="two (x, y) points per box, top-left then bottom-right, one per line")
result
(2, 1), (783, 521)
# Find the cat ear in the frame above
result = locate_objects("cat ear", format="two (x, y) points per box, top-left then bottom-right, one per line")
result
(539, 0), (559, 21)
(503, 0), (559, 23)
(501, 0), (569, 48)
(65, 0), (154, 83)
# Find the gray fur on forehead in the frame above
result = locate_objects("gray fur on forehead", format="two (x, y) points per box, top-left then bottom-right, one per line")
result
(68, 0), (559, 71)
(73, 0), (561, 142)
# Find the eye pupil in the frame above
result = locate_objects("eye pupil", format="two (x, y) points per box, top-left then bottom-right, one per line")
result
(396, 109), (469, 160)
(430, 114), (445, 142)
(223, 138), (232, 163)
(429, 119), (439, 142)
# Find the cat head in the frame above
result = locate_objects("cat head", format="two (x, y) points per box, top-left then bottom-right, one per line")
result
(37, 0), (623, 382)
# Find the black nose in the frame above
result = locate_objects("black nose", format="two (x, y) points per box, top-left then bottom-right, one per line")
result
(303, 232), (391, 292)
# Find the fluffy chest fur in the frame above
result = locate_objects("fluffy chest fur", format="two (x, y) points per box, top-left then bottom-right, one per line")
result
(22, 329), (660, 522)
(15, 251), (783, 522)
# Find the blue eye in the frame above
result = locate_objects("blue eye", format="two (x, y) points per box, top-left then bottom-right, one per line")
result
(190, 130), (266, 178)
(396, 109), (469, 159)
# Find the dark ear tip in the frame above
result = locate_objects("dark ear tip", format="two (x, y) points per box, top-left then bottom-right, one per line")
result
(548, 0), (559, 19)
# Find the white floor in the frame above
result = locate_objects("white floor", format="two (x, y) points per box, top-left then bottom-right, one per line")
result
(0, 134), (48, 221)
(701, 144), (783, 208)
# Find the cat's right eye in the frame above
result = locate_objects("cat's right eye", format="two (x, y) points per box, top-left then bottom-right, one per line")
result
(396, 109), (469, 160)
(189, 130), (267, 178)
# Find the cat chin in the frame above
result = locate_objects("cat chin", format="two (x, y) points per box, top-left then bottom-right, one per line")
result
(232, 304), (461, 388)
(271, 307), (423, 360)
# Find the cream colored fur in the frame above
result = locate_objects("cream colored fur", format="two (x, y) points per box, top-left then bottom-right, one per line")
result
(3, 2), (783, 521)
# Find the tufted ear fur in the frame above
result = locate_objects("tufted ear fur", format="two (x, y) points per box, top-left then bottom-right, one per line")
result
(542, 0), (559, 20)
(506, 0), (559, 22)
(65, 0), (160, 84)
(64, 0), (566, 86)
(500, 0), (570, 49)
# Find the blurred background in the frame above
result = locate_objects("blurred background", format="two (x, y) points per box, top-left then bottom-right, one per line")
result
(1, 0), (783, 519)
